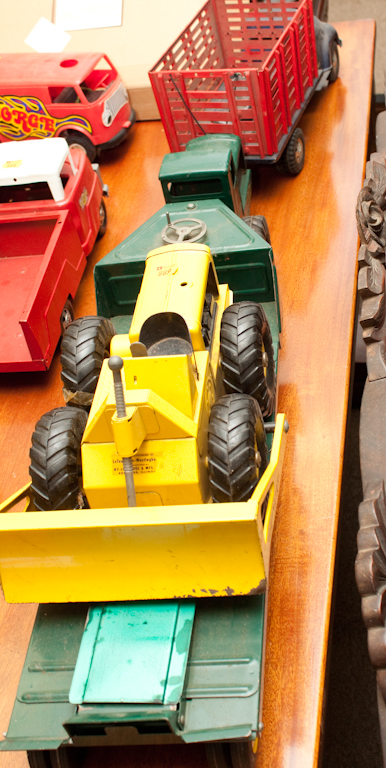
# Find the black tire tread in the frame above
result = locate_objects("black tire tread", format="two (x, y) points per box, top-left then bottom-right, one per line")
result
(66, 133), (96, 162)
(208, 394), (268, 503)
(97, 198), (107, 238)
(61, 316), (115, 394)
(29, 407), (87, 511)
(328, 39), (339, 83)
(220, 301), (276, 417)
(230, 742), (257, 768)
(49, 749), (79, 768)
(206, 743), (233, 768)
(243, 215), (271, 244)
(28, 752), (53, 768)
(283, 127), (305, 175)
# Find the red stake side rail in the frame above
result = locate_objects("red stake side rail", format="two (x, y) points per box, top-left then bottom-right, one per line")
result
(149, 0), (318, 160)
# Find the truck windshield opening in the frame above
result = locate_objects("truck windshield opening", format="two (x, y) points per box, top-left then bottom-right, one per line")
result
(80, 57), (117, 103)
(168, 179), (223, 197)
(0, 176), (69, 204)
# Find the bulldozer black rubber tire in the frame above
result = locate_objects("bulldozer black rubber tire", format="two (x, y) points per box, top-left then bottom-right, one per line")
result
(243, 214), (271, 244)
(208, 393), (268, 503)
(28, 753), (52, 768)
(61, 316), (115, 395)
(29, 407), (88, 511)
(230, 742), (258, 768)
(220, 301), (276, 418)
(206, 743), (233, 768)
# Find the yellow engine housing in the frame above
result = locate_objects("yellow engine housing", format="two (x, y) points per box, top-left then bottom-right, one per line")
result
(82, 243), (230, 508)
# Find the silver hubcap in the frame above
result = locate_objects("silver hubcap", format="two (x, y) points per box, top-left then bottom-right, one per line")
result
(295, 138), (304, 164)
(70, 142), (87, 155)
(61, 308), (72, 330)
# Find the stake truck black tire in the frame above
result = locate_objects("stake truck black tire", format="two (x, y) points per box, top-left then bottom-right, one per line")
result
(208, 394), (268, 503)
(220, 301), (275, 418)
(243, 214), (271, 244)
(61, 316), (115, 398)
(282, 127), (305, 175)
(29, 407), (88, 511)
(328, 39), (339, 82)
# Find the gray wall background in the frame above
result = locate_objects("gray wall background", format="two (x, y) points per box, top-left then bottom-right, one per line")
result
(329, 0), (386, 95)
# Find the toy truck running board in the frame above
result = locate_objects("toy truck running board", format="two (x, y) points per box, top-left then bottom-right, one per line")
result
(0, 415), (287, 605)
(0, 210), (85, 372)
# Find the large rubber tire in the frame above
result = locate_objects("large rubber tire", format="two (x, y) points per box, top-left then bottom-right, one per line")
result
(277, 127), (305, 176)
(206, 742), (233, 768)
(97, 198), (107, 238)
(220, 302), (276, 418)
(328, 39), (339, 83)
(29, 407), (88, 511)
(243, 215), (271, 245)
(66, 133), (96, 163)
(50, 749), (80, 768)
(61, 316), (115, 397)
(230, 741), (258, 768)
(28, 752), (52, 768)
(208, 394), (268, 503)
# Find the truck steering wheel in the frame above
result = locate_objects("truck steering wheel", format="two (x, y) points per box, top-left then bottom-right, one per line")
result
(161, 217), (207, 244)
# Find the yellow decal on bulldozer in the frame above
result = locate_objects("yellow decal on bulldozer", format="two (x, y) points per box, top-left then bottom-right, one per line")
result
(113, 452), (159, 474)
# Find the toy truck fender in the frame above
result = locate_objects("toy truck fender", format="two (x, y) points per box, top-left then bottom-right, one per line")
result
(313, 16), (342, 71)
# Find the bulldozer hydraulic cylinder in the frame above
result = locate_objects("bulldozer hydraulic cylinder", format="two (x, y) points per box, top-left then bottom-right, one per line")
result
(108, 356), (137, 507)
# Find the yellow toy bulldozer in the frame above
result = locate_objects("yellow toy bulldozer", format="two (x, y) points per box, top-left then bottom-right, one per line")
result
(0, 241), (287, 768)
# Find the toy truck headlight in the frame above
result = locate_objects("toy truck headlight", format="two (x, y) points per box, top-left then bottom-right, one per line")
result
(102, 106), (113, 127)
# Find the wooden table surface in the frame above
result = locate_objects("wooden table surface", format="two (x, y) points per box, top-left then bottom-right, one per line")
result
(0, 19), (375, 768)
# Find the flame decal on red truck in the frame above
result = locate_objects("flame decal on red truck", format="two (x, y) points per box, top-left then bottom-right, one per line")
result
(0, 96), (92, 140)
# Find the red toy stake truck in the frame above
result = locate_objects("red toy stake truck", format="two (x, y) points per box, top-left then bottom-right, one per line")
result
(149, 0), (340, 173)
(0, 53), (135, 161)
(0, 137), (107, 373)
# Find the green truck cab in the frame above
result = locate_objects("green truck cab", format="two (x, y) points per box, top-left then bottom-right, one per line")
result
(159, 134), (251, 216)
(94, 133), (280, 344)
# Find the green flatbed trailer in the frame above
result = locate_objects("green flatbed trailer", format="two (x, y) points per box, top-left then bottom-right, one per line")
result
(2, 597), (265, 753)
(0, 132), (284, 768)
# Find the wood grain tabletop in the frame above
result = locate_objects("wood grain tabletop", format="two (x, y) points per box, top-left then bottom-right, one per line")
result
(0, 18), (375, 768)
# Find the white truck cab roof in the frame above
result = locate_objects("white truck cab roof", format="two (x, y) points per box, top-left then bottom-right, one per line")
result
(0, 137), (76, 201)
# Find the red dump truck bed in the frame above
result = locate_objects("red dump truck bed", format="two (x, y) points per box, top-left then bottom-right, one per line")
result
(149, 0), (321, 161)
(0, 211), (85, 372)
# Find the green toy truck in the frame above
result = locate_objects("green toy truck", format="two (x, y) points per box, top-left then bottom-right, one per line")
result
(93, 133), (276, 328)
(0, 132), (286, 768)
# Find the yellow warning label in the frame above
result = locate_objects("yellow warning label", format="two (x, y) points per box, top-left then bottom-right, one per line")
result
(112, 453), (158, 475)
(3, 159), (22, 168)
